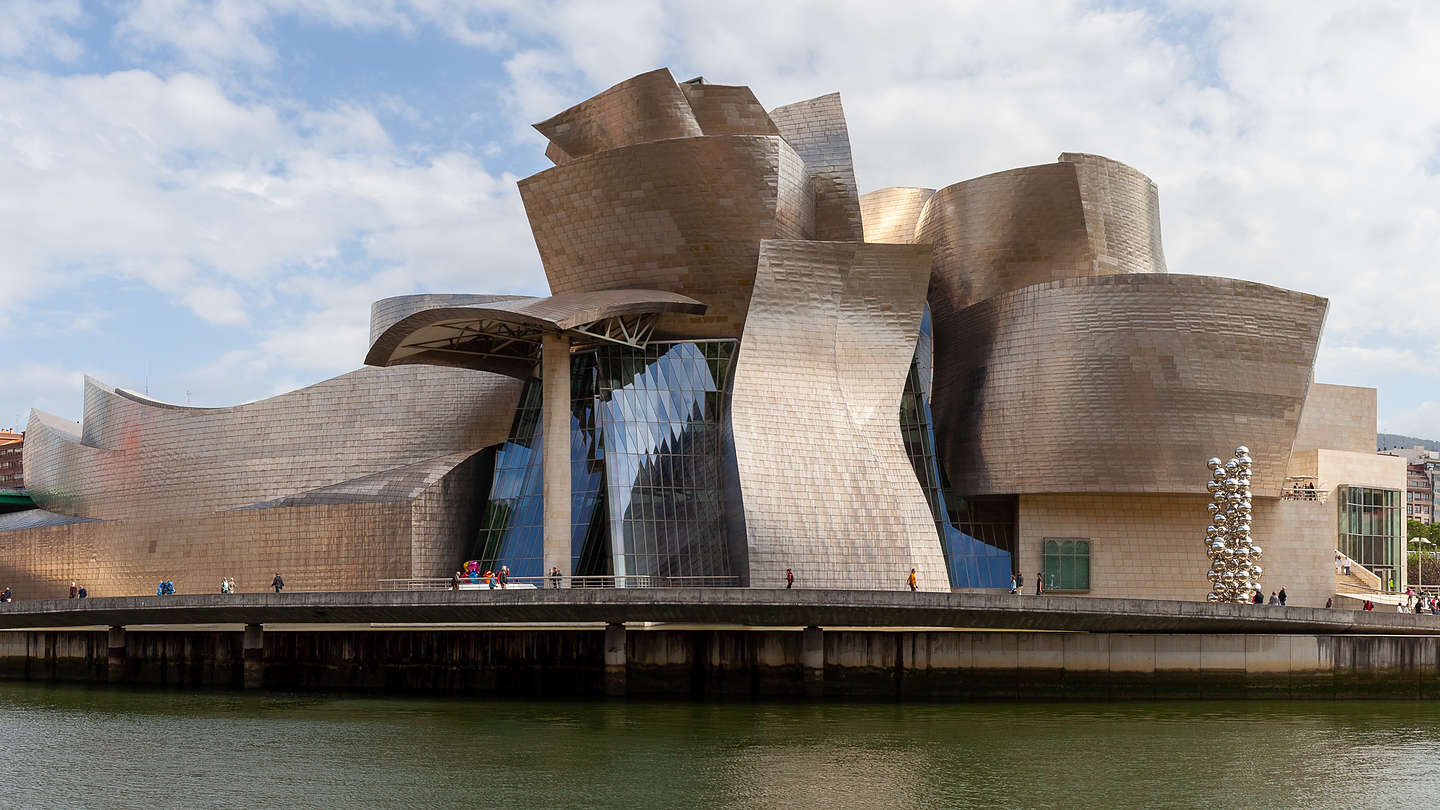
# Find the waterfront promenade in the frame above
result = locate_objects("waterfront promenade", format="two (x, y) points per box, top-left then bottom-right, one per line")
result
(0, 587), (1436, 634)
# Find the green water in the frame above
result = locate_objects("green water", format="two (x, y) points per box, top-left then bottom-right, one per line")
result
(1, 683), (1437, 808)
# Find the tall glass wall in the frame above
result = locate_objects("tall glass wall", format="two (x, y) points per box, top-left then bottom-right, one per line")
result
(1337, 485), (1403, 591)
(473, 341), (735, 582)
(596, 341), (735, 581)
(900, 306), (1013, 588)
(473, 355), (606, 580)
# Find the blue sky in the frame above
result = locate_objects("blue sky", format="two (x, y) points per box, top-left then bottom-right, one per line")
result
(3, 1), (1440, 437)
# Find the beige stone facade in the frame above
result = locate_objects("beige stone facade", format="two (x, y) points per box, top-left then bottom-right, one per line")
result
(1017, 494), (1335, 607)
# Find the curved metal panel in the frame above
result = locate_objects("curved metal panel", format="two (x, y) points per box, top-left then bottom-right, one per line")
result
(931, 274), (1328, 497)
(768, 93), (863, 242)
(519, 135), (814, 338)
(679, 82), (779, 136)
(533, 67), (702, 160)
(859, 186), (934, 244)
(916, 163), (1095, 319)
(1059, 152), (1167, 275)
(728, 239), (948, 591)
(24, 366), (522, 521)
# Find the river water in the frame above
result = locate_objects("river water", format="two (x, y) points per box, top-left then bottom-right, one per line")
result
(1, 682), (1438, 808)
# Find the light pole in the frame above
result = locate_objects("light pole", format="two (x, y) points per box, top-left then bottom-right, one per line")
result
(1410, 537), (1433, 596)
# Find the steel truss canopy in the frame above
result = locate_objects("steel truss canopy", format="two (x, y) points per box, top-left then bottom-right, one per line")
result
(365, 289), (707, 378)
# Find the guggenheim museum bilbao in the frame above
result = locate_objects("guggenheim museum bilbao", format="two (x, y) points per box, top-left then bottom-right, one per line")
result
(0, 69), (1405, 605)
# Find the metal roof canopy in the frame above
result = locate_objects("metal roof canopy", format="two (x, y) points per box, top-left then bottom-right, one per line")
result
(365, 289), (707, 379)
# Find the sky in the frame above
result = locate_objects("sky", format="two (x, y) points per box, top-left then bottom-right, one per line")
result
(1, 0), (1439, 438)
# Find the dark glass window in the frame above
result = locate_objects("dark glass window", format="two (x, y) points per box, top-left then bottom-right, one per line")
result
(1042, 539), (1091, 591)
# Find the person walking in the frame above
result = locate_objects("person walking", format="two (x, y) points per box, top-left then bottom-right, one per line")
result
(1325, 597), (1333, 609)
(1015, 571), (1024, 594)
(786, 569), (794, 590)
(1268, 591), (1279, 605)
(1, 586), (11, 602)
(451, 571), (461, 591)
(1036, 572), (1045, 595)
(69, 581), (77, 599)
(1278, 587), (1287, 606)
(1363, 599), (1373, 611)
(77, 585), (87, 599)
(908, 568), (918, 592)
(1009, 573), (1017, 594)
(271, 572), (284, 593)
(551, 566), (562, 589)
(1253, 589), (1264, 604)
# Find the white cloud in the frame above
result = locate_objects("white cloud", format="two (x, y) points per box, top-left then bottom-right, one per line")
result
(0, 0), (85, 63)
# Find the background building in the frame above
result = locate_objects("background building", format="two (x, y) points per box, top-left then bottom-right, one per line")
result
(0, 430), (21, 490)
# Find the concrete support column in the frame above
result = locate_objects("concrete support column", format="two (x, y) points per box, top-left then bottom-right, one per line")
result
(603, 622), (627, 697)
(106, 625), (126, 684)
(242, 623), (264, 689)
(542, 333), (572, 587)
(802, 625), (824, 697)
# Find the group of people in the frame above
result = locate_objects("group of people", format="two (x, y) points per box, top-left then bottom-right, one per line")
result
(67, 581), (88, 599)
(155, 580), (176, 596)
(1334, 554), (1353, 576)
(452, 565), (512, 589)
(1008, 571), (1046, 595)
(781, 568), (922, 591)
(1283, 482), (1319, 500)
(1251, 587), (1289, 605)
(219, 577), (238, 594)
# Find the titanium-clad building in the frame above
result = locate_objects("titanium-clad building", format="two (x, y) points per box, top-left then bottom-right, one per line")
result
(0, 68), (1398, 603)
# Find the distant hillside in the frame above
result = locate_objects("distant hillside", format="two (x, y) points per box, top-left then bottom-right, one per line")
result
(1378, 433), (1440, 453)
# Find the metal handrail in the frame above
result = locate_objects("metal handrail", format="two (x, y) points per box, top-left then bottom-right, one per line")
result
(377, 575), (657, 591)
(1280, 485), (1327, 503)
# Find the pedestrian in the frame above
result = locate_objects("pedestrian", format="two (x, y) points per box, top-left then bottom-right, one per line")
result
(77, 585), (87, 599)
(156, 582), (163, 597)
(1363, 600), (1373, 611)
(271, 572), (284, 593)
(1036, 572), (1044, 595)
(1397, 602), (1406, 613)
(1253, 589), (1264, 604)
(1009, 573), (1017, 594)
(69, 581), (77, 599)
(908, 568), (917, 592)
(485, 569), (495, 589)
(499, 566), (508, 589)
(1278, 587), (1287, 606)
(0, 586), (10, 602)
(165, 580), (175, 595)
(1343, 559), (1351, 576)
(1015, 571), (1024, 594)
(451, 571), (461, 591)
(228, 577), (236, 594)
(786, 568), (794, 590)
(1268, 591), (1279, 605)
(1325, 597), (1332, 609)
(1334, 554), (1341, 575)
(221, 577), (229, 594)
(551, 566), (562, 589)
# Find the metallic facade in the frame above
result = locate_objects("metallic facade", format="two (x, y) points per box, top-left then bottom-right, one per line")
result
(727, 240), (948, 591)
(0, 66), (1367, 601)
(930, 274), (1326, 498)
(25, 367), (519, 521)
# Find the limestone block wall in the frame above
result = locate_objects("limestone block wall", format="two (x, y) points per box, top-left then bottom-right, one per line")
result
(1291, 383), (1378, 457)
(1016, 493), (1335, 606)
(1288, 449), (1406, 493)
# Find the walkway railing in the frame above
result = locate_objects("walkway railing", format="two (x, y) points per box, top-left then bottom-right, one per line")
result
(377, 575), (742, 591)
(1280, 485), (1327, 503)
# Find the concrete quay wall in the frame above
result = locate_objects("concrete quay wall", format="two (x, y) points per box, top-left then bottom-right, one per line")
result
(5, 628), (1440, 699)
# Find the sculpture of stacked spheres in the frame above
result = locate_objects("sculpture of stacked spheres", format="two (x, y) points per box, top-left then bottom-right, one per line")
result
(1204, 446), (1263, 603)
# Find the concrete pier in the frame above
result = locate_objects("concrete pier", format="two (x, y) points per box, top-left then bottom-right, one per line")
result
(242, 623), (263, 689)
(4, 627), (1440, 699)
(604, 622), (626, 697)
(106, 625), (125, 683)
(541, 333), (572, 586)
(802, 626), (824, 697)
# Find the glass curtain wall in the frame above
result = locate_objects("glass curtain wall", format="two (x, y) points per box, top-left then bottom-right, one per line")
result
(1336, 485), (1403, 591)
(596, 341), (735, 583)
(472, 341), (736, 583)
(900, 306), (1013, 588)
(472, 355), (607, 580)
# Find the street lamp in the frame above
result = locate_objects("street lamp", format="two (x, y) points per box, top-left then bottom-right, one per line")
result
(1410, 537), (1433, 595)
